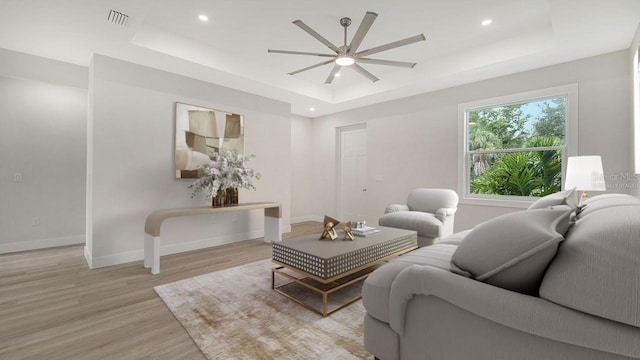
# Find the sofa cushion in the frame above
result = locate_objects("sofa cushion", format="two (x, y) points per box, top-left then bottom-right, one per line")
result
(577, 193), (640, 219)
(406, 188), (458, 213)
(528, 188), (578, 210)
(438, 229), (472, 246)
(451, 207), (573, 294)
(539, 205), (640, 327)
(384, 204), (410, 214)
(378, 211), (442, 238)
(362, 243), (457, 324)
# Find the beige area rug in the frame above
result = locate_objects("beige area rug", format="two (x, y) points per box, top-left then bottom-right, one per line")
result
(154, 259), (369, 360)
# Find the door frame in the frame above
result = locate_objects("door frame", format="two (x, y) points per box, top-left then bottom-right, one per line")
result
(335, 123), (367, 220)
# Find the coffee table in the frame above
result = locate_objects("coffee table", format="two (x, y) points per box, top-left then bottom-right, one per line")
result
(271, 226), (417, 317)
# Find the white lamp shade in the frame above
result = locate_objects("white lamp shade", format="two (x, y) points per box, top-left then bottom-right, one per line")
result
(564, 156), (606, 191)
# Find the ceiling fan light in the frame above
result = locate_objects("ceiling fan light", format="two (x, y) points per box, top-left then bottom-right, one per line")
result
(335, 55), (355, 66)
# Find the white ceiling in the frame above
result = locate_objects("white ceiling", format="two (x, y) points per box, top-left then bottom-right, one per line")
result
(0, 0), (639, 117)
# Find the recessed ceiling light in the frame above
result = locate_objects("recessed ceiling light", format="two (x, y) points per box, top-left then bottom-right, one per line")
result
(309, 107), (316, 112)
(198, 14), (209, 22)
(334, 73), (341, 77)
(481, 19), (492, 26)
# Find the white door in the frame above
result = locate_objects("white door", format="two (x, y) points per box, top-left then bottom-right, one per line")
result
(338, 124), (367, 221)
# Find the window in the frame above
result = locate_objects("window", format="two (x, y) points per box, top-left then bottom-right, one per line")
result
(458, 85), (578, 207)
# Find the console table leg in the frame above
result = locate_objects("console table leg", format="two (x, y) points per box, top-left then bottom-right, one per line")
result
(144, 233), (152, 269)
(151, 236), (160, 274)
(264, 216), (282, 243)
(144, 233), (161, 274)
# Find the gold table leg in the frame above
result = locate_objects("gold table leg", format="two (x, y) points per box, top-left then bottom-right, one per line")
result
(271, 266), (372, 317)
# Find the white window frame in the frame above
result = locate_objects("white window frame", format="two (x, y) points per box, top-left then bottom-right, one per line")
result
(457, 84), (579, 208)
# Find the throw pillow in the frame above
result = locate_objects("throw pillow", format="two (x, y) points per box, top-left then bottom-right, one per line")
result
(527, 188), (577, 210)
(450, 207), (573, 294)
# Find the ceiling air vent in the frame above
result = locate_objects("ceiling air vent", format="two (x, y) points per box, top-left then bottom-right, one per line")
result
(106, 9), (129, 26)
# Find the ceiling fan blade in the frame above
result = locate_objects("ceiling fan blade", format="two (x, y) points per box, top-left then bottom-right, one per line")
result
(357, 58), (416, 68)
(268, 49), (335, 58)
(356, 34), (426, 57)
(293, 20), (340, 53)
(287, 59), (334, 76)
(349, 11), (377, 53)
(352, 64), (380, 82)
(324, 64), (341, 84)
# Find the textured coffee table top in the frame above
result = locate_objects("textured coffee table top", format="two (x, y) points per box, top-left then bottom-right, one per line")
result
(272, 226), (417, 280)
(277, 226), (416, 258)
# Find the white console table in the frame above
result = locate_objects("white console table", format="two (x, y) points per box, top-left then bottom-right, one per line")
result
(144, 202), (282, 274)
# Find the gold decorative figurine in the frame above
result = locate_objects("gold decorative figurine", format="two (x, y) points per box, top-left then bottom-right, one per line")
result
(342, 221), (354, 241)
(320, 215), (340, 240)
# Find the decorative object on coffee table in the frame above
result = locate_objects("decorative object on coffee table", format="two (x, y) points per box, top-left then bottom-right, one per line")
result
(342, 222), (354, 241)
(352, 224), (380, 237)
(320, 215), (340, 240)
(188, 149), (261, 207)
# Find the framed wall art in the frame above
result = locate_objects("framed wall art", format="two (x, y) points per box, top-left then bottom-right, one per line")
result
(174, 102), (244, 178)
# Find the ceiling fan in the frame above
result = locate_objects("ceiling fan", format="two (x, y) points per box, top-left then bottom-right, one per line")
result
(268, 11), (426, 84)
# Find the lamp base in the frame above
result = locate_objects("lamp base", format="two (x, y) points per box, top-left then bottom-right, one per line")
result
(577, 191), (589, 206)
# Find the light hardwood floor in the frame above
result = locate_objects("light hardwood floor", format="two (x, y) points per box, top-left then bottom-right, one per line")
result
(0, 221), (324, 360)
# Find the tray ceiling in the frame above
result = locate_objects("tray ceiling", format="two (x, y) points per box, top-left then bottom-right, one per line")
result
(0, 0), (638, 117)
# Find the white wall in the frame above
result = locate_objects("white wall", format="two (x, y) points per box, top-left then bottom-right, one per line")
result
(310, 50), (633, 231)
(1, 47), (635, 262)
(0, 49), (87, 253)
(290, 115), (319, 223)
(630, 23), (640, 197)
(87, 55), (292, 268)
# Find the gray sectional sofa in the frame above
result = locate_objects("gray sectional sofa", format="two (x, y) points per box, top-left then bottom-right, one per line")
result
(362, 192), (640, 360)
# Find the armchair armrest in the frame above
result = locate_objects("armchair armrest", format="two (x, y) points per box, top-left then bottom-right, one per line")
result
(434, 207), (457, 222)
(388, 265), (640, 358)
(384, 204), (410, 214)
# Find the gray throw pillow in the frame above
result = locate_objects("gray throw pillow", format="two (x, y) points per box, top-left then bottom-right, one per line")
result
(528, 188), (577, 210)
(450, 207), (573, 294)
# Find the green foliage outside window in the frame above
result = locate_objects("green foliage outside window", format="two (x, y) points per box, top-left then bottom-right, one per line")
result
(468, 98), (566, 197)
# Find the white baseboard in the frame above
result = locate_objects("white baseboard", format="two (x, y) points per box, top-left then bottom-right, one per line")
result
(88, 225), (292, 269)
(90, 247), (144, 269)
(0, 235), (85, 254)
(290, 215), (323, 224)
(160, 229), (266, 256)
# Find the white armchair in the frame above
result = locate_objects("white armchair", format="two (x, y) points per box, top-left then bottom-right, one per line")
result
(378, 188), (459, 247)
